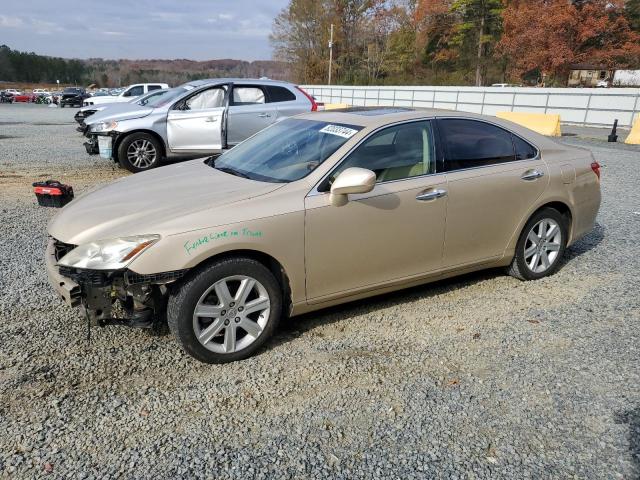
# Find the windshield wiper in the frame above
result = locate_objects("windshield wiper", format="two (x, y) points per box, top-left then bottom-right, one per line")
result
(216, 166), (251, 179)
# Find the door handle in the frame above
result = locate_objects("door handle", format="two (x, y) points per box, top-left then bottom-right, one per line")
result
(521, 169), (544, 181)
(204, 116), (218, 122)
(416, 189), (447, 202)
(258, 113), (271, 118)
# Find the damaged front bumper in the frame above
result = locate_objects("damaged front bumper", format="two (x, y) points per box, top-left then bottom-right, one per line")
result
(46, 237), (186, 328)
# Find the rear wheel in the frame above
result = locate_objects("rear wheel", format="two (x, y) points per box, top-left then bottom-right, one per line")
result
(168, 257), (282, 363)
(117, 133), (162, 173)
(508, 208), (568, 281)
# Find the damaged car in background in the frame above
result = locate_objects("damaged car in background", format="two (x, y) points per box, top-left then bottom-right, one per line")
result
(46, 108), (601, 364)
(81, 78), (318, 172)
(82, 83), (169, 106)
(75, 88), (169, 131)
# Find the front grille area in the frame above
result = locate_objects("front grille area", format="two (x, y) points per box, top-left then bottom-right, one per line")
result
(52, 238), (76, 261)
(58, 266), (115, 287)
(125, 270), (187, 285)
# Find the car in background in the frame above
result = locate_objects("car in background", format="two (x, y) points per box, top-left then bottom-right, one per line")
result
(60, 87), (91, 108)
(13, 92), (37, 103)
(83, 83), (169, 106)
(0, 91), (14, 103)
(45, 107), (601, 363)
(84, 78), (318, 172)
(73, 89), (168, 127)
(4, 88), (22, 96)
(33, 88), (51, 95)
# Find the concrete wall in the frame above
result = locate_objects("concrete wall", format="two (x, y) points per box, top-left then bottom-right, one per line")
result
(302, 85), (640, 127)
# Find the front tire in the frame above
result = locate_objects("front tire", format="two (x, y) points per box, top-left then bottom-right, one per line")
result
(168, 257), (282, 363)
(508, 207), (568, 281)
(117, 133), (162, 173)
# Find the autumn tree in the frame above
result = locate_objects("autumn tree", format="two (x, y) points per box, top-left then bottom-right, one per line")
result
(499, 0), (640, 85)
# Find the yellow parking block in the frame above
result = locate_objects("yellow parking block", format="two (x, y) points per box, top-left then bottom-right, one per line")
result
(625, 116), (640, 145)
(323, 103), (350, 110)
(497, 111), (562, 137)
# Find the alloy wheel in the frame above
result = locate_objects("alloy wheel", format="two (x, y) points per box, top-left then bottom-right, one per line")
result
(192, 275), (271, 354)
(127, 139), (157, 169)
(523, 218), (562, 274)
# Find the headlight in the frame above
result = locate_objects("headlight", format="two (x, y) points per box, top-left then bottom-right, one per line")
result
(58, 235), (160, 270)
(91, 120), (118, 133)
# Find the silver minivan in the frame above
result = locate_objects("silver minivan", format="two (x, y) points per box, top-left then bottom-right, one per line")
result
(84, 79), (317, 172)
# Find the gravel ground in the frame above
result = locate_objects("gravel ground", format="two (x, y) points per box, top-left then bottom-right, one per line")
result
(0, 103), (639, 479)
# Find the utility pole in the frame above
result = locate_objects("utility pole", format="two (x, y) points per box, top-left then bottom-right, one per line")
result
(328, 24), (334, 85)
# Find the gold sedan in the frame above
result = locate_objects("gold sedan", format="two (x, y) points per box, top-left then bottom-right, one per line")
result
(47, 108), (601, 363)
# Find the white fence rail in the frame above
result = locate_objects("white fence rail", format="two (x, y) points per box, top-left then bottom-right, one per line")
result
(302, 85), (640, 128)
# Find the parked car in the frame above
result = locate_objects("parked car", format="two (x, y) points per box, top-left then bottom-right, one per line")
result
(83, 83), (169, 106)
(0, 91), (14, 103)
(33, 88), (51, 95)
(4, 88), (22, 96)
(46, 107), (601, 363)
(83, 78), (317, 172)
(60, 87), (91, 108)
(74, 88), (169, 128)
(13, 92), (37, 103)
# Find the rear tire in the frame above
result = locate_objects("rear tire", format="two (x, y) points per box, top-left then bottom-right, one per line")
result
(168, 257), (282, 363)
(117, 132), (162, 173)
(508, 207), (568, 281)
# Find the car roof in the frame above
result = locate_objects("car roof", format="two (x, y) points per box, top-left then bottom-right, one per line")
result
(296, 107), (561, 149)
(185, 78), (295, 88)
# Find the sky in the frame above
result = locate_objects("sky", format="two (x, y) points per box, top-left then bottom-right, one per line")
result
(0, 0), (289, 61)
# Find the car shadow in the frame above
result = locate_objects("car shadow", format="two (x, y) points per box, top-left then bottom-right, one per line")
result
(562, 221), (606, 265)
(269, 221), (606, 350)
(615, 406), (640, 478)
(271, 268), (502, 348)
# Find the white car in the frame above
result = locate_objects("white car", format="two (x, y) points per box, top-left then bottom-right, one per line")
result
(83, 83), (169, 106)
(33, 88), (51, 95)
(5, 88), (22, 96)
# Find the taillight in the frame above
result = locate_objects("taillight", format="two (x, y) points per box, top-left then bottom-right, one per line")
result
(295, 86), (318, 111)
(591, 161), (601, 179)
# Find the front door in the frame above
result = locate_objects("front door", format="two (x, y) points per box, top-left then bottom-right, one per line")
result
(305, 120), (447, 302)
(167, 84), (229, 152)
(226, 85), (275, 146)
(436, 118), (548, 267)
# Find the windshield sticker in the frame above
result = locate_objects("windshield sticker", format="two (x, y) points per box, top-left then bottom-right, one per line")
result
(184, 228), (263, 256)
(319, 124), (359, 139)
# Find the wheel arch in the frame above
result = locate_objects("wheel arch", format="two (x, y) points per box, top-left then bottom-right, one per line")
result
(505, 199), (575, 260)
(113, 129), (167, 162)
(180, 249), (293, 316)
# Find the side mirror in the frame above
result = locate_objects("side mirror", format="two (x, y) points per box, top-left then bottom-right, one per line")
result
(330, 167), (376, 207)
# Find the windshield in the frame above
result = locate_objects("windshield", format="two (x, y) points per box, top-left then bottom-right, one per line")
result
(139, 87), (187, 108)
(213, 118), (363, 183)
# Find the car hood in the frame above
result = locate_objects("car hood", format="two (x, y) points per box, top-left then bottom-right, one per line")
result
(89, 95), (126, 105)
(48, 160), (284, 245)
(85, 103), (153, 125)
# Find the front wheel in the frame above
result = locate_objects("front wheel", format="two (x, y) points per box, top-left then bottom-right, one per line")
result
(167, 258), (282, 363)
(508, 207), (568, 281)
(117, 133), (162, 173)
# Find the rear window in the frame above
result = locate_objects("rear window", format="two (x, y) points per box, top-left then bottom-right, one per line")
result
(439, 119), (515, 171)
(265, 85), (296, 103)
(147, 85), (163, 91)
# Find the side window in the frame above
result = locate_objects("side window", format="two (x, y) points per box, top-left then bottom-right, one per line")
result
(329, 121), (435, 185)
(233, 87), (265, 105)
(147, 85), (162, 91)
(439, 119), (515, 171)
(123, 86), (143, 97)
(184, 87), (225, 110)
(513, 134), (537, 160)
(265, 86), (296, 103)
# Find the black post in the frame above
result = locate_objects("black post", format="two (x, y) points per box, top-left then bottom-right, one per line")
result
(608, 119), (618, 143)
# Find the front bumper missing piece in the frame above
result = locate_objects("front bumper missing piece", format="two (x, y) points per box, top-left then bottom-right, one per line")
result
(46, 238), (186, 328)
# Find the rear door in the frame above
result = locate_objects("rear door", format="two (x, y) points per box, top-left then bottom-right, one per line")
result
(166, 84), (230, 152)
(264, 85), (309, 119)
(226, 85), (275, 146)
(435, 118), (548, 267)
